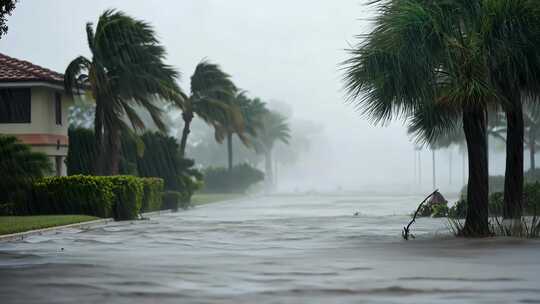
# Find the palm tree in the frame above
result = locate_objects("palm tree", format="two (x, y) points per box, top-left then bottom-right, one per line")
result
(179, 60), (236, 157)
(483, 1), (540, 221)
(343, 0), (495, 236)
(213, 92), (268, 171)
(64, 9), (183, 175)
(253, 111), (291, 191)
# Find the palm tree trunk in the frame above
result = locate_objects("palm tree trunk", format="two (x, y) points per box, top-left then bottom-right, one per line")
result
(94, 100), (105, 175)
(265, 149), (274, 192)
(462, 106), (490, 237)
(179, 111), (193, 158)
(227, 132), (233, 172)
(529, 127), (536, 171)
(108, 127), (122, 175)
(503, 99), (524, 221)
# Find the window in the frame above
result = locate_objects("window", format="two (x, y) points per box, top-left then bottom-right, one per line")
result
(0, 88), (31, 123)
(55, 92), (62, 125)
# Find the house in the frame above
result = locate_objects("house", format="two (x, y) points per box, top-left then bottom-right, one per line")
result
(0, 53), (73, 176)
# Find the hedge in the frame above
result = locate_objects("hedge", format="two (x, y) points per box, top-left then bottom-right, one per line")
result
(28, 175), (151, 220)
(108, 176), (144, 220)
(30, 175), (115, 218)
(141, 178), (164, 212)
(162, 191), (181, 211)
(203, 163), (264, 193)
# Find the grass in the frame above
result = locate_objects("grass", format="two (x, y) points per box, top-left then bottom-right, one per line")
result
(0, 215), (99, 236)
(191, 193), (244, 206)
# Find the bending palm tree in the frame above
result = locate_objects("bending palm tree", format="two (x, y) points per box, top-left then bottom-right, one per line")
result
(483, 1), (540, 221)
(179, 60), (236, 157)
(213, 92), (268, 171)
(253, 111), (291, 191)
(64, 9), (183, 175)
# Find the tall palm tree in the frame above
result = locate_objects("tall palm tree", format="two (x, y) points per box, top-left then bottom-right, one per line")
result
(179, 60), (236, 157)
(343, 0), (495, 236)
(253, 111), (291, 191)
(64, 9), (183, 175)
(483, 0), (540, 221)
(213, 92), (268, 171)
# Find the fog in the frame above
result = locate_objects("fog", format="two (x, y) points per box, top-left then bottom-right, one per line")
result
(0, 0), (510, 194)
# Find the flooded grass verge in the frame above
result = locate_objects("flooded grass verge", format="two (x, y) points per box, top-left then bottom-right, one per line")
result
(0, 215), (98, 235)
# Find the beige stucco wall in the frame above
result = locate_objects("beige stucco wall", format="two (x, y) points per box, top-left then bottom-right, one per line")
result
(0, 87), (72, 138)
(0, 85), (73, 176)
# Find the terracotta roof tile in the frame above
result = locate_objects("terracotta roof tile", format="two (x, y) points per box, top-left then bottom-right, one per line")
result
(0, 52), (64, 84)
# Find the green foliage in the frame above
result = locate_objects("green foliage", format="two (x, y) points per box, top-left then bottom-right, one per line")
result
(524, 182), (540, 215)
(67, 129), (202, 203)
(26, 175), (148, 220)
(0, 136), (51, 207)
(417, 203), (449, 218)
(64, 9), (184, 175)
(448, 199), (467, 219)
(30, 175), (115, 218)
(108, 176), (144, 220)
(66, 128), (97, 175)
(162, 191), (181, 211)
(0, 0), (17, 39)
(203, 163), (264, 193)
(141, 178), (164, 212)
(488, 192), (504, 216)
(431, 204), (449, 218)
(0, 215), (98, 236)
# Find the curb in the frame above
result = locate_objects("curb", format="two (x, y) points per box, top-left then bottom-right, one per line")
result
(0, 209), (174, 243)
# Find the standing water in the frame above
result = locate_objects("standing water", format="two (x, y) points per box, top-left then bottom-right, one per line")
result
(1, 194), (540, 303)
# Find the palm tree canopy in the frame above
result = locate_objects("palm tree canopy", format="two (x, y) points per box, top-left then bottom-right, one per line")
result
(64, 9), (184, 133)
(212, 91), (268, 146)
(253, 111), (291, 154)
(189, 60), (236, 124)
(343, 0), (540, 145)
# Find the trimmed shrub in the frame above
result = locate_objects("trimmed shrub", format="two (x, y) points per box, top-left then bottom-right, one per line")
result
(108, 176), (144, 220)
(203, 163), (264, 193)
(141, 178), (164, 212)
(162, 191), (181, 211)
(31, 175), (114, 218)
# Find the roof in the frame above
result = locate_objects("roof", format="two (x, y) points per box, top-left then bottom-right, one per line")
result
(0, 52), (64, 85)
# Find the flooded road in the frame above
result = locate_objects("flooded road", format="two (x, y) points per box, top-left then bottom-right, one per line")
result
(1, 194), (540, 303)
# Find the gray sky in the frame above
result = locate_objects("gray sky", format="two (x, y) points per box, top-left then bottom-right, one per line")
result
(1, 0), (492, 193)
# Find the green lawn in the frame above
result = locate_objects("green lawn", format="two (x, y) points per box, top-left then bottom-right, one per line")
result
(191, 193), (244, 206)
(0, 215), (99, 236)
